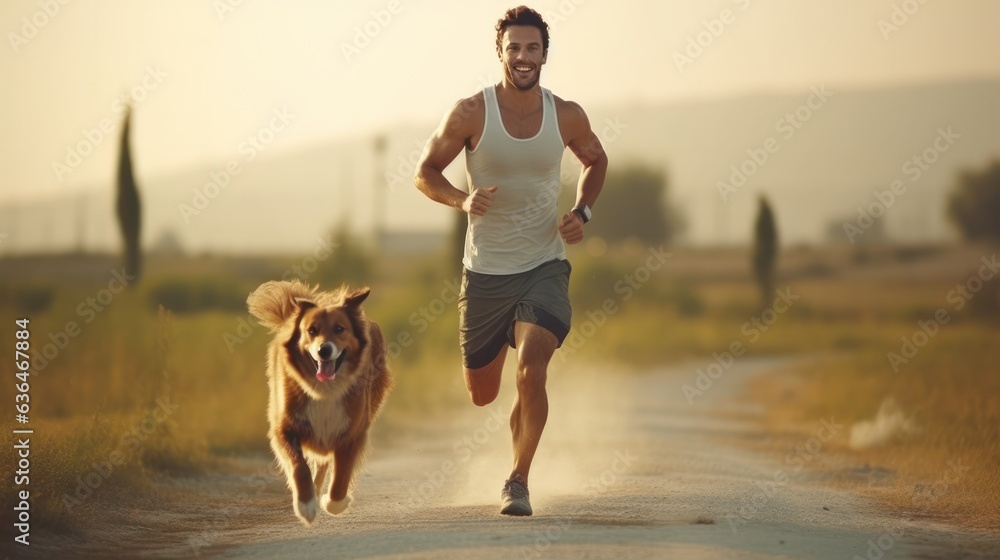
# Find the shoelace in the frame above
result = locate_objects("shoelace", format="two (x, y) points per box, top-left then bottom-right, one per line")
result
(503, 477), (529, 499)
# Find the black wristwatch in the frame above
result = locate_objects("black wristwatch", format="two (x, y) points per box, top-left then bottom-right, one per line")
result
(572, 204), (592, 224)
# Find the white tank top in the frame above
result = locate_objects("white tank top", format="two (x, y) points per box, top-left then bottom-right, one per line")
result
(463, 86), (566, 274)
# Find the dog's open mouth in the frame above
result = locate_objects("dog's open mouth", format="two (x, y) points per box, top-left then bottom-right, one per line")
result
(315, 350), (347, 382)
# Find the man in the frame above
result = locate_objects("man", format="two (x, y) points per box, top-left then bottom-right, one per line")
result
(414, 5), (608, 516)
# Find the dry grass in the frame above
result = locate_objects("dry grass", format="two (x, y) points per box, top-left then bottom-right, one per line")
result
(744, 315), (1000, 531)
(1, 243), (997, 538)
(0, 253), (472, 539)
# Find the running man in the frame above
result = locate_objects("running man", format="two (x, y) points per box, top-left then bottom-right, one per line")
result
(414, 5), (608, 516)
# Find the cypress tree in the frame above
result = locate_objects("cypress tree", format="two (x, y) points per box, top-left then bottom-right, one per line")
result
(116, 105), (142, 284)
(752, 195), (777, 310)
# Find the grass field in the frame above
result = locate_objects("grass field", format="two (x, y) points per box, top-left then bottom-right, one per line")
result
(1, 242), (997, 536)
(743, 324), (999, 531)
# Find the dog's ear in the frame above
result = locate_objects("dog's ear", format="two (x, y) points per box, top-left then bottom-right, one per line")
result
(292, 297), (317, 311)
(344, 287), (370, 309)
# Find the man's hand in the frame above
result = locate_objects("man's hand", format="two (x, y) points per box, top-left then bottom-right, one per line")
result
(558, 212), (584, 244)
(462, 186), (498, 216)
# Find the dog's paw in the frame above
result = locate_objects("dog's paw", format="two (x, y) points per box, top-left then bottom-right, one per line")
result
(321, 494), (352, 515)
(295, 496), (318, 526)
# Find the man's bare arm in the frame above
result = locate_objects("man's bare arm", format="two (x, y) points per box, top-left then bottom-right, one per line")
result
(557, 100), (609, 244)
(564, 101), (608, 210)
(414, 96), (496, 216)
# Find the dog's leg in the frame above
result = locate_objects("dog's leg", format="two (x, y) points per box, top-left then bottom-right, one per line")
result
(322, 437), (365, 515)
(312, 460), (330, 495)
(271, 433), (316, 525)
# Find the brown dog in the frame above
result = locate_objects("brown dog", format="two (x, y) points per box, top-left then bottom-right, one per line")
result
(247, 280), (392, 525)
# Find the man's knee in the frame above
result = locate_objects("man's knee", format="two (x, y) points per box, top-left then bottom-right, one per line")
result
(515, 362), (547, 392)
(469, 384), (499, 407)
(465, 367), (501, 407)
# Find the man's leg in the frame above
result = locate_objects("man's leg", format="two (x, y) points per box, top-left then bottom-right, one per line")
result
(509, 321), (557, 485)
(464, 346), (508, 407)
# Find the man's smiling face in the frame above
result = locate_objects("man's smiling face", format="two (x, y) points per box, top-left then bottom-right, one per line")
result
(501, 25), (547, 91)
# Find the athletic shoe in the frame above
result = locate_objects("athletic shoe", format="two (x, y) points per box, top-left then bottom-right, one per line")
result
(500, 474), (532, 516)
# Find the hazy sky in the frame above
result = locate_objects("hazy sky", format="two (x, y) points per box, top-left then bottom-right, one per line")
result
(2, 0), (1000, 204)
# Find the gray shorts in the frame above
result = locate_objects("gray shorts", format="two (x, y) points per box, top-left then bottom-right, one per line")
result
(458, 259), (572, 369)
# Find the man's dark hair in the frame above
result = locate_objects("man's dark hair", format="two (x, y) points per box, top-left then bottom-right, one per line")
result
(495, 6), (549, 59)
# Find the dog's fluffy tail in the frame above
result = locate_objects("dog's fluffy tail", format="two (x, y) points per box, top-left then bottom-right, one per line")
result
(247, 280), (318, 332)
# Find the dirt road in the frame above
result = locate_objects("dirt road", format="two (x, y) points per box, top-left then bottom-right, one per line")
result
(24, 358), (999, 559)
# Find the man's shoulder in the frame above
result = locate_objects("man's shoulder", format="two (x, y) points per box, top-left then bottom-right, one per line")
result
(550, 92), (575, 107)
(455, 91), (486, 112)
(551, 92), (589, 130)
(443, 91), (487, 134)
(551, 93), (587, 119)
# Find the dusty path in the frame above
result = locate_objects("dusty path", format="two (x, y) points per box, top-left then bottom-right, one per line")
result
(25, 358), (999, 559)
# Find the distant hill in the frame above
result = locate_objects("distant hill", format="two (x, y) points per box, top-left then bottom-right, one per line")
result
(588, 79), (1000, 247)
(3, 78), (998, 254)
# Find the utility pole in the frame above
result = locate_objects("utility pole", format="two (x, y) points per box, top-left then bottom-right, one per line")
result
(372, 134), (387, 253)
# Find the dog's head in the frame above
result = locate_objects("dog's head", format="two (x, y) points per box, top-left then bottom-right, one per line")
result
(290, 287), (370, 384)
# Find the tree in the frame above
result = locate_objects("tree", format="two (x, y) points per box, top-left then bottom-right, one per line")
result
(948, 160), (1000, 241)
(948, 161), (1000, 316)
(116, 105), (142, 283)
(752, 195), (778, 310)
(585, 164), (684, 245)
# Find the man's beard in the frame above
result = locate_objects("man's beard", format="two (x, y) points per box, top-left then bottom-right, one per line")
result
(505, 63), (541, 91)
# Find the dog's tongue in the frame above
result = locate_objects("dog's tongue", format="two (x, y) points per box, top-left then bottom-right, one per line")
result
(316, 360), (336, 382)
